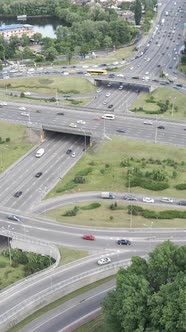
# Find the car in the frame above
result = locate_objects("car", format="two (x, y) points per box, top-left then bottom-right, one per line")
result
(77, 120), (86, 124)
(21, 112), (29, 117)
(24, 91), (31, 96)
(82, 234), (95, 240)
(66, 149), (72, 154)
(160, 197), (173, 203)
(116, 129), (126, 133)
(106, 93), (110, 97)
(35, 172), (42, 178)
(107, 83), (111, 87)
(96, 89), (101, 93)
(108, 74), (115, 78)
(14, 191), (23, 198)
(36, 110), (41, 113)
(143, 197), (154, 203)
(71, 152), (76, 158)
(144, 121), (153, 125)
(0, 102), (8, 106)
(117, 239), (131, 245)
(69, 123), (77, 128)
(7, 214), (21, 222)
(123, 195), (137, 201)
(178, 200), (186, 206)
(19, 107), (26, 111)
(118, 86), (123, 90)
(97, 257), (111, 266)
(56, 112), (64, 115)
(108, 104), (113, 109)
(157, 125), (165, 129)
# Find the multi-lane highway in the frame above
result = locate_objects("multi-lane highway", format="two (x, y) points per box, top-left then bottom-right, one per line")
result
(0, 0), (186, 330)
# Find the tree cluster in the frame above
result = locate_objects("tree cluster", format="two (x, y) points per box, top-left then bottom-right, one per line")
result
(2, 248), (55, 275)
(103, 241), (186, 332)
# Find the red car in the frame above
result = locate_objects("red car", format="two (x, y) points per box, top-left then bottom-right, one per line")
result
(82, 234), (95, 241)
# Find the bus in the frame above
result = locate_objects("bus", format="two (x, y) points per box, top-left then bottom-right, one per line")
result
(87, 69), (108, 75)
(102, 114), (115, 120)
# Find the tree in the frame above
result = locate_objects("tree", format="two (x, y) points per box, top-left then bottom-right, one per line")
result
(103, 241), (186, 332)
(44, 46), (57, 61)
(134, 0), (142, 25)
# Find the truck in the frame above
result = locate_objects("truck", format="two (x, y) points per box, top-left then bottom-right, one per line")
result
(101, 192), (115, 199)
(35, 148), (45, 158)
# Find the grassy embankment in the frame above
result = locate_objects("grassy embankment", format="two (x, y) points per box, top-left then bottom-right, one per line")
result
(130, 87), (186, 120)
(0, 121), (36, 173)
(46, 137), (186, 228)
(0, 76), (96, 106)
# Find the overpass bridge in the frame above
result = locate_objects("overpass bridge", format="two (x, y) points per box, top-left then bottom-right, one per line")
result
(94, 76), (162, 93)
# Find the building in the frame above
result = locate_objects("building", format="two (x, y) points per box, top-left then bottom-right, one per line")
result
(0, 24), (34, 41)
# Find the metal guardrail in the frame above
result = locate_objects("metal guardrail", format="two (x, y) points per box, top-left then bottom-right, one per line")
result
(0, 258), (133, 327)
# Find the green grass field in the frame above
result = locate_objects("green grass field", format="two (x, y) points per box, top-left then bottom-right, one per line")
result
(0, 121), (36, 173)
(0, 76), (96, 95)
(129, 87), (186, 119)
(58, 246), (88, 265)
(46, 201), (186, 228)
(0, 255), (25, 289)
(48, 137), (186, 200)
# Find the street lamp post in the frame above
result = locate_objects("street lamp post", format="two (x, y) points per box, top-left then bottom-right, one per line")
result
(1, 225), (14, 265)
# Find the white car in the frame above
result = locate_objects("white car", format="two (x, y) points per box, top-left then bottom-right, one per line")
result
(69, 123), (77, 128)
(21, 112), (29, 117)
(24, 91), (31, 96)
(71, 152), (76, 158)
(19, 107), (26, 111)
(144, 121), (153, 125)
(106, 93), (110, 97)
(143, 197), (154, 203)
(77, 120), (86, 124)
(161, 197), (174, 203)
(119, 86), (123, 90)
(0, 102), (8, 106)
(97, 257), (111, 266)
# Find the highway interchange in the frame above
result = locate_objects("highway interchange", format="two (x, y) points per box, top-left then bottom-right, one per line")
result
(0, 0), (186, 330)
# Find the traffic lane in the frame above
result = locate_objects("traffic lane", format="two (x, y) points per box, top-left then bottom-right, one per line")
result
(0, 135), (85, 209)
(17, 279), (115, 332)
(0, 251), (140, 316)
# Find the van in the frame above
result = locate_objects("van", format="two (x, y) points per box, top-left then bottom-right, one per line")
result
(35, 148), (45, 158)
(102, 114), (115, 120)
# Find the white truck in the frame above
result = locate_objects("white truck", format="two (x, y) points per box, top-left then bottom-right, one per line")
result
(35, 148), (45, 158)
(101, 192), (115, 199)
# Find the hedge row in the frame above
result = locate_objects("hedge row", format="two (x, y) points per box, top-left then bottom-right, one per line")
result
(175, 183), (186, 190)
(129, 177), (169, 191)
(127, 205), (186, 219)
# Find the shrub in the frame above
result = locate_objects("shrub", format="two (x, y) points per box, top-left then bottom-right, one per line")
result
(143, 210), (157, 219)
(56, 181), (76, 192)
(81, 203), (101, 210)
(63, 206), (79, 216)
(127, 205), (143, 216)
(175, 183), (186, 190)
(74, 176), (85, 184)
(76, 167), (92, 177)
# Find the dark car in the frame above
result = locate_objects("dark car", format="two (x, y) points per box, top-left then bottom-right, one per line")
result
(116, 129), (126, 133)
(35, 172), (42, 178)
(108, 73), (115, 78)
(157, 125), (165, 129)
(117, 239), (131, 245)
(123, 195), (137, 201)
(178, 200), (186, 206)
(56, 112), (64, 115)
(14, 191), (23, 198)
(66, 149), (72, 154)
(36, 110), (41, 113)
(108, 104), (113, 109)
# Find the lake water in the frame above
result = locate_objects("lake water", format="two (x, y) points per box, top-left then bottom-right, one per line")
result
(0, 17), (63, 38)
